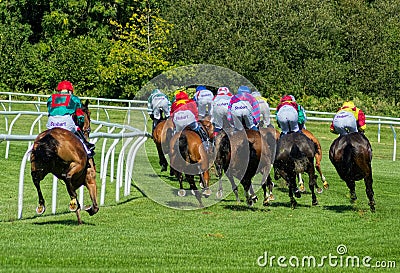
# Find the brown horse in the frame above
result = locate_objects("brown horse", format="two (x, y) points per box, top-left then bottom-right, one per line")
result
(152, 117), (174, 172)
(329, 132), (375, 212)
(214, 128), (275, 207)
(30, 100), (98, 224)
(274, 132), (319, 208)
(169, 125), (213, 207)
(299, 129), (329, 192)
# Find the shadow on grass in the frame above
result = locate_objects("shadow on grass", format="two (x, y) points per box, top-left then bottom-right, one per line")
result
(223, 204), (270, 212)
(33, 219), (95, 226)
(322, 204), (356, 213)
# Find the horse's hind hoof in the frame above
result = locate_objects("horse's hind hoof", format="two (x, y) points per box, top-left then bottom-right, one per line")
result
(69, 199), (79, 212)
(299, 184), (306, 192)
(316, 187), (323, 194)
(251, 195), (258, 203)
(203, 188), (212, 197)
(178, 189), (186, 197)
(312, 200), (318, 206)
(246, 199), (254, 207)
(323, 181), (329, 190)
(36, 205), (46, 215)
(85, 205), (99, 216)
(216, 190), (223, 199)
(269, 194), (275, 201)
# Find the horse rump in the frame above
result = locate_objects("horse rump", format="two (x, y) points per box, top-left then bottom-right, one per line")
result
(329, 132), (375, 211)
(31, 131), (59, 165)
(273, 132), (318, 208)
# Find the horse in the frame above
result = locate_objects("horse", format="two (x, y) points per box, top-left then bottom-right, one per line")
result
(298, 129), (329, 192)
(152, 117), (174, 172)
(168, 119), (214, 207)
(273, 132), (319, 209)
(214, 128), (275, 207)
(329, 132), (375, 212)
(30, 100), (98, 224)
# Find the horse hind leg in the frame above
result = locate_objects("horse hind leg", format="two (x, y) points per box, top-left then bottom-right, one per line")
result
(188, 175), (203, 208)
(364, 175), (375, 212)
(84, 160), (99, 216)
(346, 180), (357, 202)
(32, 171), (46, 215)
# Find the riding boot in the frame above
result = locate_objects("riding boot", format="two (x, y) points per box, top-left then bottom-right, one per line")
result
(152, 119), (159, 134)
(195, 125), (209, 143)
(75, 130), (95, 156)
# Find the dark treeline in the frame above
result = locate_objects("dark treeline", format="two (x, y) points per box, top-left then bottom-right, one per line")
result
(1, 0), (399, 116)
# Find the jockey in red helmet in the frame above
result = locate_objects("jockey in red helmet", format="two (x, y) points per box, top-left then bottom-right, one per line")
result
(47, 80), (95, 156)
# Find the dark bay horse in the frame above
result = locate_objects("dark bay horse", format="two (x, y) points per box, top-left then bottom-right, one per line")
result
(214, 128), (275, 207)
(152, 117), (174, 172)
(273, 132), (319, 209)
(329, 132), (375, 212)
(299, 129), (329, 192)
(30, 100), (98, 224)
(169, 119), (214, 207)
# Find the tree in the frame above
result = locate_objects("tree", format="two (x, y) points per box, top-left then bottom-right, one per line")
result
(98, 0), (174, 99)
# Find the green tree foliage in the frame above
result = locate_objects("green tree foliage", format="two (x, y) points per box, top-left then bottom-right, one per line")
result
(98, 0), (174, 99)
(0, 0), (400, 115)
(160, 0), (400, 114)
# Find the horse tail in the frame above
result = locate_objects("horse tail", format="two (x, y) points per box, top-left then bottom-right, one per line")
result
(342, 141), (354, 178)
(178, 133), (188, 160)
(289, 143), (304, 160)
(32, 132), (59, 163)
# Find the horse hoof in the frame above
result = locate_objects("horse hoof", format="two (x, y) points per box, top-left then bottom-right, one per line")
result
(263, 198), (269, 206)
(36, 205), (46, 215)
(85, 205), (99, 216)
(269, 194), (275, 201)
(323, 181), (329, 189)
(216, 190), (223, 199)
(246, 199), (254, 207)
(299, 184), (306, 192)
(251, 195), (258, 203)
(312, 200), (318, 206)
(316, 187), (323, 194)
(291, 201), (297, 209)
(203, 188), (212, 197)
(178, 189), (186, 197)
(69, 199), (79, 212)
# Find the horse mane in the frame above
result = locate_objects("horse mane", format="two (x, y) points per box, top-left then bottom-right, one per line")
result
(31, 132), (59, 163)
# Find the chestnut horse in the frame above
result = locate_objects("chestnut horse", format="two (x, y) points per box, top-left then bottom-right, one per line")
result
(169, 118), (214, 207)
(214, 128), (275, 207)
(30, 100), (98, 224)
(329, 132), (375, 212)
(274, 132), (319, 209)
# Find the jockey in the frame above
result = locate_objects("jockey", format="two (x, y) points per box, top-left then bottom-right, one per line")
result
(211, 87), (232, 137)
(251, 91), (271, 128)
(276, 94), (300, 135)
(193, 85), (214, 118)
(289, 95), (307, 130)
(170, 90), (209, 143)
(147, 89), (171, 132)
(227, 85), (260, 131)
(47, 80), (95, 156)
(330, 101), (366, 136)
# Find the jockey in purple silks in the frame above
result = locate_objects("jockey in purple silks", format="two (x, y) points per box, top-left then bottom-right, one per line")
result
(227, 85), (260, 131)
